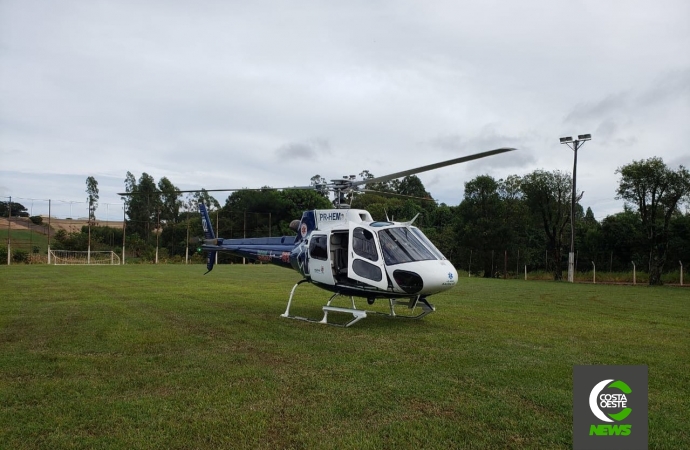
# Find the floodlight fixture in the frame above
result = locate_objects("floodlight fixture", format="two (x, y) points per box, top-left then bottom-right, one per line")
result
(560, 136), (573, 143)
(578, 134), (592, 140)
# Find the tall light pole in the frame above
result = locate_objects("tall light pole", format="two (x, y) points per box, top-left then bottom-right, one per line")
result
(560, 134), (591, 283)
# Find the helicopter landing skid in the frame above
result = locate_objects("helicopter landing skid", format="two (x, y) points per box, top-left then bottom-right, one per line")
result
(370, 297), (436, 320)
(280, 281), (434, 327)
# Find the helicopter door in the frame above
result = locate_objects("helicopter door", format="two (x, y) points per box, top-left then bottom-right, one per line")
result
(308, 233), (334, 286)
(347, 224), (389, 290)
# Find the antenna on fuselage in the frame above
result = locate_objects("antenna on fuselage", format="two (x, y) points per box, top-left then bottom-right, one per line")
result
(404, 213), (420, 226)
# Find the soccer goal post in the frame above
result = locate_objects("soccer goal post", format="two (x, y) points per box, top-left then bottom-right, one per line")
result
(49, 250), (121, 265)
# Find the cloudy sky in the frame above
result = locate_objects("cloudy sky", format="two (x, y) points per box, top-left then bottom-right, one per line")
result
(1, 0), (689, 220)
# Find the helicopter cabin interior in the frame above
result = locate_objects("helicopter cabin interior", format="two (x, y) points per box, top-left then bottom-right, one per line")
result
(330, 231), (349, 282)
(307, 231), (351, 283)
(308, 227), (388, 288)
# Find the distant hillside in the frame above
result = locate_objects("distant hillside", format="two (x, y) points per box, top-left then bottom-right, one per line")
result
(44, 217), (124, 233)
(0, 217), (124, 235)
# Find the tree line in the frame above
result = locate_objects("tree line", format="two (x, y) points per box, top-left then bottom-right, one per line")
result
(9, 157), (687, 284)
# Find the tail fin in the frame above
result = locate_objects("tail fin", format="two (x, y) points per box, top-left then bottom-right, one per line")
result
(205, 251), (216, 274)
(198, 203), (216, 273)
(199, 203), (216, 240)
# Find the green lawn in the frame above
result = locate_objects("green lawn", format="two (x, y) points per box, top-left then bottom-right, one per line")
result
(1, 265), (688, 449)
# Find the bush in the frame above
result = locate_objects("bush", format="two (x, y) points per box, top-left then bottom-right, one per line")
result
(30, 216), (43, 225)
(12, 249), (29, 264)
(0, 246), (6, 265)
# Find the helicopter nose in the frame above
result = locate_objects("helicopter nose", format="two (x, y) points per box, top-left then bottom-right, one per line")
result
(425, 262), (458, 293)
(388, 261), (458, 295)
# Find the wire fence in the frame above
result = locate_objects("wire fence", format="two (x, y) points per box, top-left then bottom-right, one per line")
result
(1, 196), (686, 284)
(2, 196), (125, 222)
(449, 248), (686, 284)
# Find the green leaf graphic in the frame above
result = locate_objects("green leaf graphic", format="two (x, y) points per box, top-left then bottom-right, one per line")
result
(608, 380), (632, 394)
(608, 408), (632, 422)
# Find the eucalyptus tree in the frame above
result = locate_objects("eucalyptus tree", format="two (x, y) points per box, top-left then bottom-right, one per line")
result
(396, 175), (430, 199)
(616, 157), (690, 284)
(121, 172), (161, 241)
(310, 175), (329, 197)
(85, 176), (99, 223)
(577, 206), (604, 270)
(456, 175), (507, 277)
(358, 170), (395, 193)
(520, 170), (573, 280)
(157, 177), (182, 224)
(600, 207), (646, 271)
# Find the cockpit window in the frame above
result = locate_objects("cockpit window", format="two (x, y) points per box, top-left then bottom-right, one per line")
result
(410, 227), (446, 260)
(378, 227), (437, 265)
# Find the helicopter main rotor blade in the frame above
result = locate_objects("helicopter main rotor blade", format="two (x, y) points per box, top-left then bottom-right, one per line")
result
(359, 189), (437, 202)
(349, 147), (516, 188)
(117, 186), (317, 196)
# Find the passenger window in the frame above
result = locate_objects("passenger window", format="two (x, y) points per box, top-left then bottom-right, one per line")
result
(352, 227), (379, 261)
(309, 235), (328, 261)
(352, 259), (382, 281)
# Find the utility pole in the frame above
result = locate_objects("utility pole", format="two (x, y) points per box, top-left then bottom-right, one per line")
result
(6, 196), (10, 265)
(560, 134), (592, 282)
(48, 199), (52, 264)
(122, 206), (126, 265)
(88, 204), (92, 265)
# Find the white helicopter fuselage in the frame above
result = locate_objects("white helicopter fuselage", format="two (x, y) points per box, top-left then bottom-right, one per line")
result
(297, 209), (458, 299)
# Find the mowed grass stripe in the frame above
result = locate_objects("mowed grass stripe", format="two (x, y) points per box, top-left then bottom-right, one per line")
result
(1, 265), (688, 449)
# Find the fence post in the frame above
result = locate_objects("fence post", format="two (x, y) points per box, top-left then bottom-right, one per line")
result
(516, 249), (519, 279)
(524, 265), (527, 280)
(468, 249), (472, 277)
(680, 261), (684, 286)
(592, 261), (596, 284)
(632, 261), (636, 285)
(504, 250), (507, 279)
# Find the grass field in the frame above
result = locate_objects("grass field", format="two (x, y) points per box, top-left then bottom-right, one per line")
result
(1, 265), (688, 449)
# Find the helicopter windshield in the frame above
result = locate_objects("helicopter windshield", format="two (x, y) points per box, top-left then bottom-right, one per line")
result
(378, 227), (438, 265)
(410, 226), (446, 260)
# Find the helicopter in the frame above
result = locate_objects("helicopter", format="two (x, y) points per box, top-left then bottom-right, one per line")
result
(193, 147), (516, 327)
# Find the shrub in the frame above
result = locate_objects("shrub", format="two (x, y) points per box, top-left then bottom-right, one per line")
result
(30, 216), (43, 225)
(12, 249), (29, 264)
